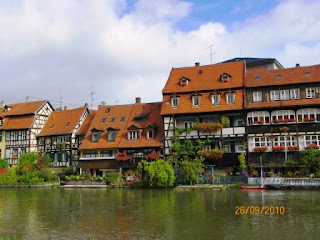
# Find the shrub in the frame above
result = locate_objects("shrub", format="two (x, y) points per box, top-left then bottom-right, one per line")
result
(197, 149), (224, 160)
(194, 122), (223, 132)
(0, 158), (8, 168)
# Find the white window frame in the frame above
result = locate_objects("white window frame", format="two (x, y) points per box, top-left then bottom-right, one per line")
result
(253, 91), (262, 102)
(13, 132), (18, 141)
(273, 136), (297, 147)
(107, 130), (116, 142)
(171, 97), (179, 108)
(235, 144), (245, 153)
(211, 94), (220, 105)
(0, 119), (2, 126)
(306, 88), (316, 98)
(297, 108), (320, 123)
(235, 119), (245, 127)
(128, 131), (139, 140)
(147, 129), (154, 139)
(280, 89), (289, 100)
(248, 137), (271, 152)
(192, 95), (200, 107)
(184, 121), (193, 129)
(6, 132), (10, 141)
(223, 144), (231, 153)
(270, 90), (280, 101)
(92, 132), (99, 142)
(247, 111), (270, 125)
(226, 93), (235, 104)
(21, 131), (27, 140)
(290, 89), (300, 99)
(271, 110), (296, 123)
(299, 135), (320, 149)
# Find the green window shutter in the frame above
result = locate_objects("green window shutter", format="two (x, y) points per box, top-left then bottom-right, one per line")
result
(58, 152), (62, 162)
(49, 153), (55, 162)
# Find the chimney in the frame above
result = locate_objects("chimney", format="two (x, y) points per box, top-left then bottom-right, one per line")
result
(64, 106), (67, 110)
(0, 101), (4, 109)
(295, 63), (300, 67)
(101, 101), (106, 106)
(195, 62), (200, 66)
(135, 97), (141, 104)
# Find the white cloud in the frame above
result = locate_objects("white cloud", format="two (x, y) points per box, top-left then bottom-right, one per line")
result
(0, 0), (319, 108)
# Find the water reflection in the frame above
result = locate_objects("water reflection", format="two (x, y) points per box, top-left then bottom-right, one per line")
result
(0, 188), (320, 239)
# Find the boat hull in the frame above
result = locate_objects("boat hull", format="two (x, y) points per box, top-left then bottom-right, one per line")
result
(241, 184), (268, 189)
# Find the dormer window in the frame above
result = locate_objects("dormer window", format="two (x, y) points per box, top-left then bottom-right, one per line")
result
(107, 129), (118, 142)
(147, 129), (154, 139)
(220, 73), (231, 83)
(0, 119), (3, 126)
(211, 91), (220, 105)
(101, 118), (106, 123)
(226, 91), (235, 104)
(110, 117), (116, 122)
(105, 108), (110, 113)
(128, 130), (139, 140)
(192, 93), (201, 107)
(179, 77), (190, 87)
(92, 132), (99, 142)
(171, 94), (179, 108)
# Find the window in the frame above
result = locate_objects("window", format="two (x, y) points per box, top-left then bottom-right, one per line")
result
(184, 121), (193, 129)
(226, 93), (235, 104)
(13, 149), (18, 157)
(21, 148), (26, 155)
(21, 131), (27, 140)
(274, 136), (297, 147)
(100, 150), (114, 157)
(192, 95), (200, 107)
(107, 130), (117, 142)
(220, 74), (230, 83)
(66, 122), (70, 127)
(248, 137), (271, 152)
(13, 132), (18, 141)
(306, 88), (316, 98)
(101, 118), (106, 123)
(110, 117), (116, 122)
(0, 131), (2, 142)
(106, 108), (111, 113)
(0, 119), (2, 126)
(271, 110), (295, 123)
(280, 90), (289, 100)
(270, 90), (280, 101)
(128, 131), (139, 140)
(253, 91), (262, 102)
(171, 97), (179, 108)
(202, 145), (211, 150)
(235, 119), (245, 127)
(297, 108), (320, 122)
(57, 136), (68, 142)
(147, 130), (154, 139)
(120, 117), (125, 122)
(83, 151), (97, 158)
(299, 135), (320, 149)
(223, 144), (231, 153)
(211, 94), (220, 105)
(235, 145), (245, 153)
(290, 89), (300, 99)
(92, 132), (99, 142)
(6, 133), (10, 141)
(180, 79), (188, 86)
(50, 124), (54, 128)
(247, 111), (270, 125)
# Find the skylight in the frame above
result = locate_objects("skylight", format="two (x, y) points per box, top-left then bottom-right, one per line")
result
(276, 74), (282, 78)
(255, 76), (260, 80)
(305, 71), (311, 75)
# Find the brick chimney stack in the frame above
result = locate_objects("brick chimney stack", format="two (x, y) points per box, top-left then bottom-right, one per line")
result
(135, 97), (141, 104)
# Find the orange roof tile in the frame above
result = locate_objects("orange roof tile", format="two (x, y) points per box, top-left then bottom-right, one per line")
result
(162, 61), (245, 94)
(246, 64), (320, 87)
(79, 102), (164, 150)
(246, 98), (320, 109)
(4, 100), (47, 116)
(38, 107), (88, 137)
(76, 110), (96, 135)
(161, 89), (244, 115)
(0, 115), (34, 130)
(118, 102), (163, 148)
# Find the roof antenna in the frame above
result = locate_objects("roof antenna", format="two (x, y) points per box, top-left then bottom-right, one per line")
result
(208, 44), (216, 64)
(89, 81), (96, 109)
(115, 100), (119, 105)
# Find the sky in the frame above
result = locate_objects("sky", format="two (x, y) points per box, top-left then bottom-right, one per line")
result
(0, 0), (320, 109)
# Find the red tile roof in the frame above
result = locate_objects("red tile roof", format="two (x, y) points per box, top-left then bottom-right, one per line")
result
(79, 102), (163, 150)
(162, 61), (245, 94)
(0, 115), (34, 130)
(246, 64), (320, 87)
(38, 107), (88, 137)
(3, 100), (47, 116)
(76, 110), (96, 135)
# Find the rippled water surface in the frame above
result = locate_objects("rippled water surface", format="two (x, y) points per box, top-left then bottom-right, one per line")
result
(0, 187), (320, 240)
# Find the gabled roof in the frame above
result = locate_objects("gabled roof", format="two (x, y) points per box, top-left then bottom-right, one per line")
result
(246, 64), (320, 87)
(0, 115), (35, 130)
(3, 100), (48, 116)
(76, 110), (96, 136)
(38, 107), (88, 137)
(79, 102), (163, 150)
(162, 61), (245, 94)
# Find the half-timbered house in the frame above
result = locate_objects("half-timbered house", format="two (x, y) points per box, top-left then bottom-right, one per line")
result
(245, 64), (320, 169)
(0, 100), (54, 165)
(161, 61), (246, 168)
(37, 106), (89, 168)
(78, 98), (163, 177)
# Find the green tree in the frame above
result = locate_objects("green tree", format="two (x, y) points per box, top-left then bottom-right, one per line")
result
(300, 148), (320, 172)
(238, 152), (247, 172)
(0, 158), (8, 168)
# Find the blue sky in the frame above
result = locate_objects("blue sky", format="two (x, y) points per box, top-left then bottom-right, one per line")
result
(0, 0), (319, 108)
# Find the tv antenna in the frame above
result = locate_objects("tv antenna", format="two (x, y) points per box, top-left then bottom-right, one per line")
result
(208, 44), (216, 64)
(89, 81), (96, 109)
(115, 100), (119, 105)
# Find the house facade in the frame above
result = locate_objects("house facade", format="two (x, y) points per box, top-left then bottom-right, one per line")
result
(37, 106), (89, 167)
(245, 64), (320, 169)
(161, 61), (247, 168)
(78, 98), (163, 177)
(0, 100), (54, 165)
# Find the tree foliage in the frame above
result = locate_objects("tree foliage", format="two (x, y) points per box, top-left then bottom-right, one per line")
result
(300, 148), (320, 172)
(0, 158), (8, 168)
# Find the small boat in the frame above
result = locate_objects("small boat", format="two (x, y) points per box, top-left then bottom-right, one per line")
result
(265, 184), (285, 189)
(241, 184), (268, 189)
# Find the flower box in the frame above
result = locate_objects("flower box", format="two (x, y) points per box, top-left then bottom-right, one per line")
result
(197, 149), (224, 160)
(287, 145), (299, 151)
(253, 120), (264, 124)
(305, 144), (320, 150)
(194, 122), (223, 132)
(253, 146), (268, 152)
(272, 146), (286, 152)
(303, 117), (316, 122)
(116, 151), (132, 161)
(273, 118), (296, 124)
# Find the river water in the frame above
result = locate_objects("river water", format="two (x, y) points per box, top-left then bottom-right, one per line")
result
(0, 187), (320, 240)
